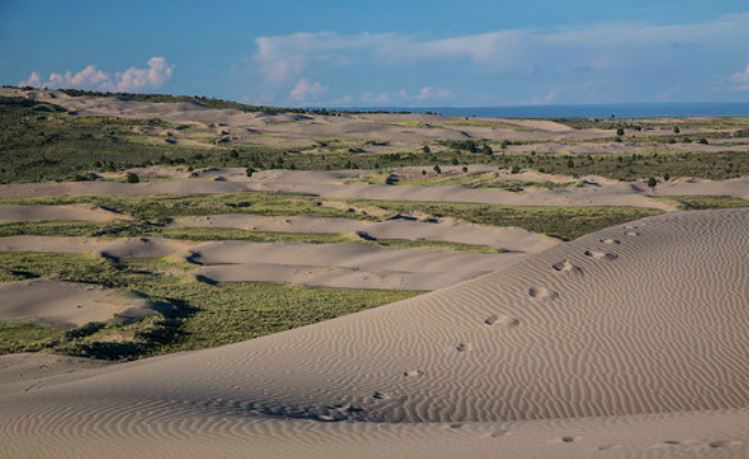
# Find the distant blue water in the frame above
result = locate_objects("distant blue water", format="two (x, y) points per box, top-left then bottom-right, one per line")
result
(339, 102), (749, 119)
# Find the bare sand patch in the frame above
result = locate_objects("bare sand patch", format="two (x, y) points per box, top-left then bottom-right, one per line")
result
(0, 279), (156, 327)
(0, 204), (128, 222)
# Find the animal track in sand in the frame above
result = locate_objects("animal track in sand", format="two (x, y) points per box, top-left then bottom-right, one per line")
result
(551, 260), (583, 274)
(599, 238), (621, 245)
(584, 249), (618, 260)
(483, 314), (520, 327)
(372, 391), (392, 400)
(528, 287), (559, 301)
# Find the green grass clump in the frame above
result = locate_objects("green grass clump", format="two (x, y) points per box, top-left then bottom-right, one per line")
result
(0, 252), (419, 360)
(0, 322), (67, 355)
(663, 195), (749, 210)
(355, 200), (661, 241)
(370, 239), (504, 253)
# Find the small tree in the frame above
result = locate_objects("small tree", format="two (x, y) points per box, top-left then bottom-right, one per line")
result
(422, 145), (431, 154)
(126, 172), (140, 184)
(647, 177), (658, 192)
(616, 127), (625, 136)
(433, 164), (442, 174)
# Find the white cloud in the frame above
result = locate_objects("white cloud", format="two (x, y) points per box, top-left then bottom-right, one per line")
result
(729, 62), (749, 91)
(416, 86), (452, 100)
(289, 78), (327, 101)
(524, 90), (557, 105)
(251, 13), (749, 97)
(18, 57), (174, 92)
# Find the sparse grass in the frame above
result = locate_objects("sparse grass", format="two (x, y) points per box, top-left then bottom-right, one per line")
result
(401, 172), (573, 190)
(0, 192), (370, 221)
(370, 239), (504, 253)
(0, 252), (419, 359)
(662, 195), (749, 210)
(0, 322), (67, 355)
(354, 200), (661, 241)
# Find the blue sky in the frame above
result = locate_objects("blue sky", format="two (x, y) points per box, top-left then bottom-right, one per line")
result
(2, 0), (749, 107)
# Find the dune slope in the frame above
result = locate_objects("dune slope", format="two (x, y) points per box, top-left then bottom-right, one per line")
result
(1, 209), (748, 457)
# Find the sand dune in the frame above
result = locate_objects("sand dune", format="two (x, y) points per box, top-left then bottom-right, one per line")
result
(3, 168), (748, 212)
(0, 209), (747, 457)
(190, 241), (526, 290)
(0, 353), (110, 399)
(0, 279), (155, 327)
(173, 214), (558, 252)
(0, 236), (191, 258)
(0, 204), (128, 222)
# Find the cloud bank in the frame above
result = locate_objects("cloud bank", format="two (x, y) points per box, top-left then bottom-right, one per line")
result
(251, 13), (749, 105)
(19, 57), (174, 92)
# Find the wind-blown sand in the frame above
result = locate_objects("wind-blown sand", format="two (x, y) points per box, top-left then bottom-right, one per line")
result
(173, 214), (558, 252)
(0, 204), (128, 222)
(189, 241), (527, 290)
(1, 209), (747, 457)
(0, 279), (156, 327)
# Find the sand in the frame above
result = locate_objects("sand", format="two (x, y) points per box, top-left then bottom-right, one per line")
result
(0, 204), (128, 222)
(190, 241), (526, 290)
(172, 214), (559, 252)
(0, 236), (192, 258)
(0, 209), (747, 457)
(0, 279), (156, 327)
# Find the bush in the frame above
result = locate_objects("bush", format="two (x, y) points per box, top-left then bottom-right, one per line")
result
(663, 173), (670, 181)
(433, 164), (442, 174)
(616, 128), (625, 136)
(510, 165), (521, 174)
(126, 172), (140, 184)
(567, 159), (575, 169)
(462, 166), (468, 173)
(673, 126), (680, 134)
(246, 166), (255, 177)
(422, 145), (431, 154)
(699, 138), (709, 145)
(647, 177), (657, 190)
(482, 144), (493, 156)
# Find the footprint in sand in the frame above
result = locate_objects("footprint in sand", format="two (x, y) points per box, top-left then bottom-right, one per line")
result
(584, 249), (618, 261)
(552, 260), (583, 274)
(528, 287), (559, 301)
(599, 238), (621, 245)
(455, 343), (470, 352)
(372, 391), (392, 400)
(483, 314), (520, 327)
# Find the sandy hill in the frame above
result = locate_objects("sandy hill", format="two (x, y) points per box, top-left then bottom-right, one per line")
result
(1, 209), (747, 457)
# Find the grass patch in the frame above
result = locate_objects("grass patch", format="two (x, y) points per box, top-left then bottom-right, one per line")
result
(0, 322), (67, 355)
(0, 252), (419, 360)
(354, 200), (661, 241)
(662, 195), (749, 210)
(0, 192), (370, 221)
(370, 239), (504, 254)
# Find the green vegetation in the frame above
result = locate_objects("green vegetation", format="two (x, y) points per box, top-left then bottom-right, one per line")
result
(398, 172), (573, 190)
(354, 200), (661, 241)
(0, 252), (418, 360)
(663, 195), (749, 210)
(0, 192), (366, 221)
(0, 322), (67, 355)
